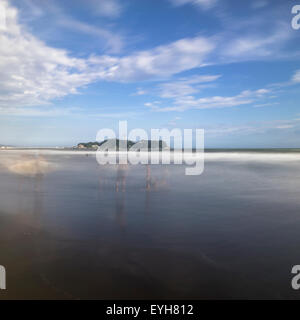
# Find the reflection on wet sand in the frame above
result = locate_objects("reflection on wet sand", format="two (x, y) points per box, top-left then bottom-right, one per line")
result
(116, 164), (128, 193)
(115, 164), (129, 229)
(2, 152), (300, 299)
(113, 164), (170, 227)
(16, 176), (44, 226)
(5, 154), (52, 177)
(145, 165), (169, 192)
(2, 154), (53, 231)
(144, 165), (169, 216)
(3, 155), (47, 231)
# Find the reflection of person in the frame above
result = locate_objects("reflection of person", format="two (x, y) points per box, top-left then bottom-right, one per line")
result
(115, 189), (126, 229)
(97, 166), (104, 193)
(15, 158), (44, 231)
(116, 164), (128, 192)
(32, 174), (43, 228)
(145, 165), (169, 192)
(115, 164), (128, 229)
(146, 165), (151, 191)
(96, 164), (111, 193)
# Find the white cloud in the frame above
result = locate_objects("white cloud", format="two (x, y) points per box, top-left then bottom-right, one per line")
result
(89, 0), (122, 18)
(205, 125), (255, 136)
(275, 124), (294, 129)
(93, 111), (140, 119)
(0, 3), (159, 108)
(221, 25), (291, 61)
(132, 88), (147, 96)
(57, 17), (123, 54)
(20, 0), (44, 19)
(266, 69), (300, 88)
(292, 70), (300, 83)
(0, 0), (217, 110)
(0, 105), (141, 119)
(173, 94), (252, 111)
(14, 0), (124, 53)
(205, 118), (299, 137)
(254, 102), (279, 108)
(158, 74), (220, 98)
(251, 1), (269, 9)
(0, 0), (104, 108)
(0, 106), (81, 117)
(147, 88), (271, 112)
(144, 101), (162, 108)
(167, 116), (182, 126)
(169, 0), (218, 10)
(90, 36), (215, 81)
(1, 0), (298, 116)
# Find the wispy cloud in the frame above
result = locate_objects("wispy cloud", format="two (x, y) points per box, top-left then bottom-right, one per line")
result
(20, 0), (44, 19)
(132, 88), (147, 96)
(169, 0), (218, 10)
(144, 101), (162, 108)
(254, 102), (280, 108)
(0, 0), (126, 108)
(205, 118), (300, 137)
(158, 75), (220, 98)
(251, 0), (269, 9)
(147, 88), (271, 112)
(292, 70), (300, 83)
(0, 1), (93, 107)
(88, 0), (123, 18)
(15, 0), (124, 54)
(275, 124), (295, 129)
(92, 111), (140, 119)
(57, 17), (123, 54)
(0, 0), (298, 116)
(93, 15), (295, 82)
(89, 36), (215, 82)
(220, 23), (292, 62)
(265, 69), (300, 88)
(167, 116), (182, 127)
(0, 1), (216, 109)
(0, 106), (81, 117)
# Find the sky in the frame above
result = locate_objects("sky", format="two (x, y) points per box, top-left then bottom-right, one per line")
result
(0, 0), (300, 147)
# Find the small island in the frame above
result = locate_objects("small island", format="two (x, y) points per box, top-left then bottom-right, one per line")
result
(75, 139), (169, 151)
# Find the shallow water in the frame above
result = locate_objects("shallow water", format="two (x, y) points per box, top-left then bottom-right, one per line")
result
(1, 150), (300, 299)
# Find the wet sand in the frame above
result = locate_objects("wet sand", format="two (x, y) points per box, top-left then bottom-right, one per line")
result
(1, 151), (300, 299)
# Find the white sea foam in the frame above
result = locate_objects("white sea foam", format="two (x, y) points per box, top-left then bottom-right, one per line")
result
(203, 152), (300, 162)
(1, 149), (300, 163)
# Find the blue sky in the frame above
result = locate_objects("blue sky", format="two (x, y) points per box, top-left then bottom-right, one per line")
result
(0, 0), (300, 147)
